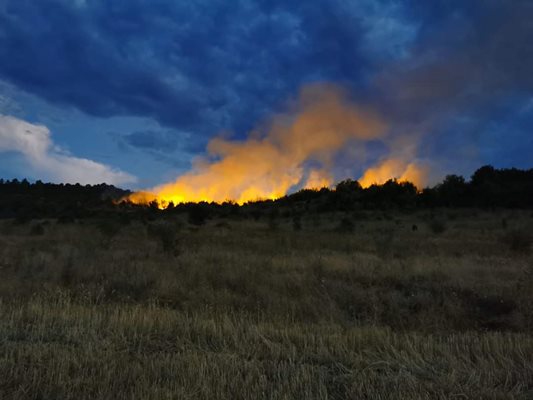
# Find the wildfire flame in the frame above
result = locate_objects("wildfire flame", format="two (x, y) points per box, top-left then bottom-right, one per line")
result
(127, 84), (428, 207)
(358, 159), (429, 189)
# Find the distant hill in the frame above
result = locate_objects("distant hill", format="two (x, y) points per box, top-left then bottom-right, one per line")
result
(1, 165), (532, 221)
(0, 179), (130, 220)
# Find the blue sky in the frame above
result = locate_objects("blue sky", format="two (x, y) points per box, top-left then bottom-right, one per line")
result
(0, 0), (531, 188)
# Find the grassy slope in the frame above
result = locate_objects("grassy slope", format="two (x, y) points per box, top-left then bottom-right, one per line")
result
(0, 210), (532, 399)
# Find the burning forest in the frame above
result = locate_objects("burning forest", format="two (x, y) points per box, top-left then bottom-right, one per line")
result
(127, 84), (429, 207)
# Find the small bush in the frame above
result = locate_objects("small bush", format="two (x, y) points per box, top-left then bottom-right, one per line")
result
(0, 222), (13, 235)
(429, 219), (447, 234)
(187, 205), (208, 226)
(105, 272), (155, 301)
(383, 213), (393, 221)
(501, 218), (508, 229)
(29, 223), (45, 236)
(336, 217), (355, 233)
(502, 229), (531, 254)
(267, 212), (279, 231)
(147, 222), (179, 255)
(374, 230), (395, 258)
(96, 219), (122, 238)
(292, 215), (302, 231)
(60, 257), (75, 286)
(57, 215), (75, 224)
(13, 214), (32, 225)
(250, 210), (262, 221)
(352, 210), (367, 221)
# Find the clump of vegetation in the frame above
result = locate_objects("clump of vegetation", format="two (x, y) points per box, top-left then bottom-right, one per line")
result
(502, 229), (531, 253)
(250, 209), (262, 221)
(502, 218), (508, 229)
(428, 218), (447, 234)
(336, 216), (355, 233)
(147, 221), (179, 255)
(13, 214), (32, 225)
(29, 223), (45, 236)
(373, 229), (395, 258)
(57, 214), (76, 224)
(187, 204), (209, 226)
(267, 210), (279, 231)
(96, 219), (123, 238)
(215, 221), (231, 229)
(268, 217), (278, 231)
(60, 256), (74, 286)
(292, 215), (302, 231)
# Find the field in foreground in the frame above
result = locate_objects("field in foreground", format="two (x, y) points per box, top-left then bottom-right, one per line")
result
(0, 209), (532, 399)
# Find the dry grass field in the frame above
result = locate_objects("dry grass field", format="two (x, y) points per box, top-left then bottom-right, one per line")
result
(0, 209), (532, 399)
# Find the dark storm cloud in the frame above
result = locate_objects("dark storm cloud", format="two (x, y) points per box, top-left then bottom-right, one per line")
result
(122, 130), (179, 153)
(367, 0), (533, 173)
(111, 128), (195, 170)
(0, 0), (204, 128)
(380, 0), (533, 117)
(0, 0), (531, 173)
(0, 0), (392, 142)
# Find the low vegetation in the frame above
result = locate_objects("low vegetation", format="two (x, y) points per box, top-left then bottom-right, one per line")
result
(1, 208), (532, 399)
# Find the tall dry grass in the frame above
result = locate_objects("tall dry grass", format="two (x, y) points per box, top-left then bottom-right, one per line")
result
(0, 209), (532, 399)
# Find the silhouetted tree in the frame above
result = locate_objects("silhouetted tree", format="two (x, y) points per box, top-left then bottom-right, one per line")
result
(435, 175), (468, 207)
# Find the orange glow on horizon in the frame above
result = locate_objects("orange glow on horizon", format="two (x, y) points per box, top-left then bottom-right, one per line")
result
(358, 159), (428, 189)
(125, 84), (428, 207)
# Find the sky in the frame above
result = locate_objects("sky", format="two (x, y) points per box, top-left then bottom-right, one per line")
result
(0, 0), (532, 190)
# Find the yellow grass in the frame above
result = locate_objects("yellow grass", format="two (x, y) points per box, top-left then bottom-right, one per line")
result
(0, 209), (532, 399)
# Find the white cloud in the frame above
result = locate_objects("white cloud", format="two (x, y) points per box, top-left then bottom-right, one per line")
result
(0, 115), (137, 185)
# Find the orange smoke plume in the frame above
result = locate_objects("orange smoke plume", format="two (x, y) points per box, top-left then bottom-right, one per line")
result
(304, 169), (333, 190)
(358, 159), (429, 188)
(128, 84), (388, 206)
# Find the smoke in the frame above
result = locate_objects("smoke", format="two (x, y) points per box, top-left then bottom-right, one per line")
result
(359, 159), (429, 188)
(369, 1), (533, 176)
(128, 83), (432, 206)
